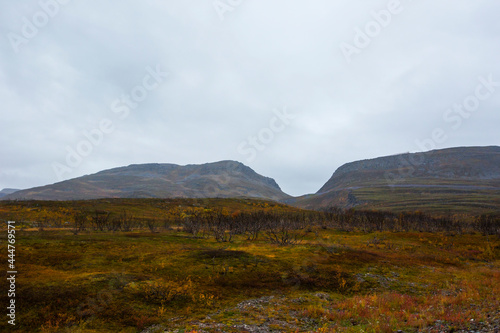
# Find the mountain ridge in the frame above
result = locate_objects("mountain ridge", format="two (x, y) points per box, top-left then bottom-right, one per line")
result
(2, 160), (289, 201)
(293, 146), (500, 213)
(3, 146), (500, 215)
(318, 146), (500, 194)
(0, 188), (20, 198)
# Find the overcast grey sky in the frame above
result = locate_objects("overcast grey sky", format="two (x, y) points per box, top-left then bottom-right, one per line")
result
(1, 0), (499, 196)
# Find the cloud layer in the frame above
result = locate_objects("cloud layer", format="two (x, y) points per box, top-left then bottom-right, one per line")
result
(1, 0), (499, 196)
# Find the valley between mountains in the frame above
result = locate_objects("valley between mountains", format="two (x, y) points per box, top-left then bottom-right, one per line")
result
(1, 146), (499, 333)
(4, 146), (500, 216)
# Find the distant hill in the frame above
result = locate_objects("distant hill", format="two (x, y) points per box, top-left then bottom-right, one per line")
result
(2, 161), (290, 201)
(292, 146), (500, 214)
(0, 188), (20, 198)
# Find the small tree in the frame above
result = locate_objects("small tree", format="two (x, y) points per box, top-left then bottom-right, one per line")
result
(265, 216), (304, 246)
(73, 212), (88, 235)
(146, 218), (159, 233)
(91, 210), (110, 231)
(119, 210), (136, 232)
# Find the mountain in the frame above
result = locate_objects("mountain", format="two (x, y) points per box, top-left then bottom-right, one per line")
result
(0, 188), (20, 198)
(2, 161), (290, 201)
(293, 146), (500, 214)
(4, 146), (500, 215)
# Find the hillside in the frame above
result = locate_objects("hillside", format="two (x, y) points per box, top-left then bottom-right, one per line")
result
(0, 188), (20, 198)
(293, 146), (500, 214)
(4, 146), (500, 215)
(2, 161), (290, 201)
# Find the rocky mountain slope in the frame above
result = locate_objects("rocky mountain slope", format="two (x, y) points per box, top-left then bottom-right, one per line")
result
(2, 161), (290, 201)
(4, 146), (500, 215)
(293, 146), (500, 213)
(0, 188), (20, 198)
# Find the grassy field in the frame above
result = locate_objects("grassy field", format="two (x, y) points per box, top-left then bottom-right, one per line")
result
(0, 199), (499, 332)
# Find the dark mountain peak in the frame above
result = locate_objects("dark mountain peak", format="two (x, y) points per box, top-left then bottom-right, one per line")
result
(192, 160), (247, 174)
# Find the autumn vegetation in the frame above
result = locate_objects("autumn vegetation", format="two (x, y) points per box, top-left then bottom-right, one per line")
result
(0, 198), (499, 332)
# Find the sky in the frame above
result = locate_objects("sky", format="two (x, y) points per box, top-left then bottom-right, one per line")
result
(1, 0), (499, 196)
